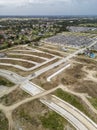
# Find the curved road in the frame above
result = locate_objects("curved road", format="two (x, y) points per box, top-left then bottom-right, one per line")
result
(0, 69), (97, 130)
(0, 39), (97, 130)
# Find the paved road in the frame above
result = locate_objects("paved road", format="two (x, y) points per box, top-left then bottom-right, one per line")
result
(0, 69), (24, 84)
(1, 69), (96, 130)
(47, 64), (71, 82)
(29, 39), (97, 80)
(0, 57), (57, 71)
(41, 99), (88, 130)
(0, 39), (97, 130)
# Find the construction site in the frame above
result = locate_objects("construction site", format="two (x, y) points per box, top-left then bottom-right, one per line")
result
(0, 32), (97, 130)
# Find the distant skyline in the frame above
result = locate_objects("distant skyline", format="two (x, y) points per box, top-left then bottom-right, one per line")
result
(0, 0), (97, 16)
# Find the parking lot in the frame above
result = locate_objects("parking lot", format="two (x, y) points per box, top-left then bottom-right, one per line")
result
(43, 32), (96, 48)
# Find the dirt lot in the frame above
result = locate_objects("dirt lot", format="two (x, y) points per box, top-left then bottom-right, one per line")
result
(31, 54), (97, 97)
(42, 44), (77, 53)
(10, 51), (54, 59)
(0, 59), (35, 68)
(7, 54), (45, 63)
(0, 87), (31, 106)
(34, 64), (85, 90)
(52, 57), (97, 98)
(0, 58), (59, 77)
(0, 65), (28, 76)
(12, 100), (75, 130)
(33, 58), (60, 72)
(43, 44), (60, 50)
(31, 63), (68, 90)
(35, 47), (65, 57)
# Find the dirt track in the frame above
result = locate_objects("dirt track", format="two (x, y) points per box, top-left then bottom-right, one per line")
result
(0, 86), (59, 130)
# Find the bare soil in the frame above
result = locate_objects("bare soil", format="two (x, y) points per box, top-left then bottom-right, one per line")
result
(7, 54), (45, 63)
(74, 80), (97, 98)
(52, 58), (97, 98)
(43, 44), (76, 53)
(0, 87), (31, 106)
(0, 65), (28, 76)
(12, 100), (75, 130)
(12, 100), (49, 130)
(32, 63), (68, 90)
(0, 59), (35, 68)
(32, 58), (60, 72)
(0, 58), (59, 77)
(10, 51), (53, 59)
(36, 47), (64, 57)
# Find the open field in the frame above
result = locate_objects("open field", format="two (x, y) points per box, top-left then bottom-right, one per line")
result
(12, 99), (75, 130)
(34, 47), (65, 57)
(41, 43), (78, 53)
(32, 58), (60, 72)
(31, 53), (97, 99)
(0, 59), (35, 68)
(52, 61), (97, 98)
(10, 50), (54, 59)
(0, 39), (97, 130)
(7, 54), (45, 63)
(54, 88), (97, 123)
(0, 87), (31, 106)
(31, 63), (69, 90)
(88, 98), (97, 110)
(0, 65), (28, 76)
(32, 63), (86, 90)
(0, 58), (60, 77)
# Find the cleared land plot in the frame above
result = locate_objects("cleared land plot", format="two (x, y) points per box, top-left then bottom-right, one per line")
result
(0, 65), (28, 76)
(10, 51), (54, 59)
(52, 57), (97, 98)
(42, 44), (77, 53)
(34, 47), (65, 57)
(0, 110), (8, 130)
(0, 87), (31, 106)
(12, 100), (75, 130)
(39, 46), (69, 56)
(0, 76), (14, 87)
(0, 59), (35, 68)
(7, 54), (45, 63)
(31, 63), (68, 90)
(31, 58), (60, 73)
(55, 65), (97, 97)
(0, 58), (60, 77)
(6, 46), (30, 52)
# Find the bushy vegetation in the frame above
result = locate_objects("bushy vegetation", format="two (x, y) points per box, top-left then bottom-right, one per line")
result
(40, 111), (64, 130)
(88, 98), (97, 110)
(0, 76), (14, 87)
(54, 88), (87, 112)
(0, 111), (8, 130)
(54, 88), (97, 123)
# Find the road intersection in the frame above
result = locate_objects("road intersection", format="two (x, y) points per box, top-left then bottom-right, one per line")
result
(0, 38), (97, 130)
